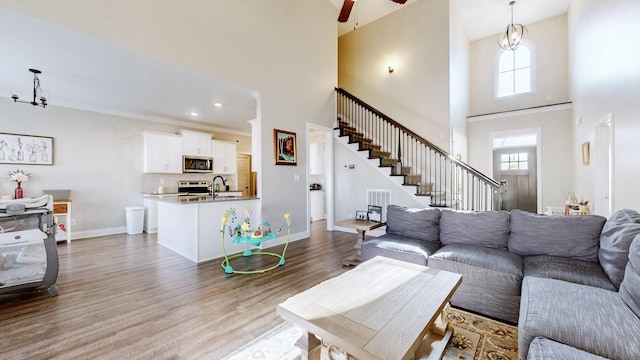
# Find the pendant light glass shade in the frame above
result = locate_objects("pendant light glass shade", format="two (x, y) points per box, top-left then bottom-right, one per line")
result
(498, 1), (527, 51)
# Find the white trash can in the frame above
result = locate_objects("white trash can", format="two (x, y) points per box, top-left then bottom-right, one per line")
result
(125, 206), (145, 235)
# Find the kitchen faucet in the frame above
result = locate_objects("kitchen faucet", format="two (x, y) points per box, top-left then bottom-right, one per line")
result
(212, 176), (226, 197)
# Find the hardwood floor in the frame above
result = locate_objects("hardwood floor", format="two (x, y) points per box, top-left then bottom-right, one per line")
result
(0, 220), (362, 359)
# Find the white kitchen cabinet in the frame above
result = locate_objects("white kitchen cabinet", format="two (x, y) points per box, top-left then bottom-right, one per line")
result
(211, 140), (237, 174)
(309, 142), (325, 175)
(310, 190), (326, 221)
(143, 132), (183, 173)
(181, 130), (212, 156)
(143, 197), (158, 233)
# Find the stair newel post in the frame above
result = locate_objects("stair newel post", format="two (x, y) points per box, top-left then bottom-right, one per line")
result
(396, 131), (402, 175)
(497, 179), (508, 210)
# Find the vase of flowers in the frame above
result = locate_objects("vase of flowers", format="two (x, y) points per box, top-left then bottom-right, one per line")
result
(8, 169), (31, 199)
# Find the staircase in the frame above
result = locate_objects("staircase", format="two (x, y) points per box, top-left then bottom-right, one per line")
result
(336, 88), (504, 211)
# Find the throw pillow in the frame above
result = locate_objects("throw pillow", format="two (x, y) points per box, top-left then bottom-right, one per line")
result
(619, 234), (640, 317)
(439, 209), (510, 250)
(598, 209), (640, 288)
(508, 209), (606, 262)
(385, 205), (440, 243)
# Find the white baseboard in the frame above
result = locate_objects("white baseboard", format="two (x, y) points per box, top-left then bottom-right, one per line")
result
(71, 226), (127, 240)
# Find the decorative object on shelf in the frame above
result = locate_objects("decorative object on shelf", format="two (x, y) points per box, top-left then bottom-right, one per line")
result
(220, 205), (292, 274)
(11, 68), (48, 108)
(8, 169), (31, 199)
(498, 1), (527, 50)
(582, 141), (590, 165)
(274, 129), (297, 166)
(0, 133), (53, 165)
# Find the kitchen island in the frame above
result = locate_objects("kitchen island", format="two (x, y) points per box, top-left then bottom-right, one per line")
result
(156, 195), (260, 263)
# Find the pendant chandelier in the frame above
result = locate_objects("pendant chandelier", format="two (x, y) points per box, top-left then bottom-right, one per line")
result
(498, 1), (527, 51)
(11, 68), (47, 108)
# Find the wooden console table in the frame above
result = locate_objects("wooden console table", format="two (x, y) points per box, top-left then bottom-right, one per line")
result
(335, 219), (385, 266)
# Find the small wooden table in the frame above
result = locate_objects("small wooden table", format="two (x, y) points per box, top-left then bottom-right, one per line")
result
(277, 256), (462, 360)
(336, 219), (385, 266)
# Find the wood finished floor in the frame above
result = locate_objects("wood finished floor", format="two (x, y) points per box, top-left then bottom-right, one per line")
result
(0, 220), (360, 359)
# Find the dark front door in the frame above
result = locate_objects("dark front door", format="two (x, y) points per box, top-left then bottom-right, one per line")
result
(493, 146), (537, 212)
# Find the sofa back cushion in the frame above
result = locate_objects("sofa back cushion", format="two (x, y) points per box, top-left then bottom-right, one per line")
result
(385, 205), (440, 243)
(439, 209), (510, 250)
(599, 209), (640, 288)
(619, 235), (640, 317)
(508, 209), (606, 262)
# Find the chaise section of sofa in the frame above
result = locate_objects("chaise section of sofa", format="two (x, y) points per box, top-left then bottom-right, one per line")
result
(527, 337), (609, 360)
(519, 235), (640, 360)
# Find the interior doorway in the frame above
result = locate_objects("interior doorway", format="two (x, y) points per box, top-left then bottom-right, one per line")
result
(307, 123), (334, 230)
(594, 114), (614, 216)
(491, 131), (540, 213)
(236, 153), (252, 197)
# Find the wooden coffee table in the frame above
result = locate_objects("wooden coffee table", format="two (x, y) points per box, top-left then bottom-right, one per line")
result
(335, 219), (386, 266)
(277, 256), (462, 360)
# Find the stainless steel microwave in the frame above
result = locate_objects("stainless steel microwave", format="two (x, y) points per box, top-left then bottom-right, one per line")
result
(182, 156), (213, 173)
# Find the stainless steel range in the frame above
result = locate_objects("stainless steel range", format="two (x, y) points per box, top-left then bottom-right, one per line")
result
(177, 180), (211, 195)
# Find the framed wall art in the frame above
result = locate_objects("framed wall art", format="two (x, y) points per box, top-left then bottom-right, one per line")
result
(0, 133), (53, 165)
(274, 129), (297, 166)
(582, 141), (590, 166)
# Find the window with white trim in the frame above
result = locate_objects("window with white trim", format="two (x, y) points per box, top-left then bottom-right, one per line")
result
(497, 45), (531, 97)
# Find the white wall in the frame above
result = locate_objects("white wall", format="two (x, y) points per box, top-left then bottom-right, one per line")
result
(338, 0), (451, 150)
(449, 0), (470, 160)
(568, 0), (640, 213)
(334, 138), (423, 221)
(1, 0), (338, 237)
(469, 15), (570, 116)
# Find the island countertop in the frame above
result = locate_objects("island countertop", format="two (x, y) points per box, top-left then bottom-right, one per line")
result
(152, 194), (259, 204)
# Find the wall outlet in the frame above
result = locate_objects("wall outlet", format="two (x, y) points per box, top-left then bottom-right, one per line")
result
(70, 218), (77, 226)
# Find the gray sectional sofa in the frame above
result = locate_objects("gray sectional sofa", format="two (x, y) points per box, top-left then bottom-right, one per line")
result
(360, 205), (640, 360)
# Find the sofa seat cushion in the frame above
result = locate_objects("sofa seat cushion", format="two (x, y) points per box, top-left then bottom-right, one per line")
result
(523, 255), (616, 291)
(527, 337), (609, 360)
(361, 234), (441, 266)
(439, 209), (510, 250)
(509, 209), (607, 262)
(429, 244), (523, 323)
(385, 205), (441, 243)
(519, 276), (640, 360)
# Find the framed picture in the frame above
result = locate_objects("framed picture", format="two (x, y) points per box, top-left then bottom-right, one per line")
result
(582, 141), (590, 166)
(274, 129), (297, 166)
(355, 211), (368, 221)
(0, 132), (53, 165)
(367, 205), (382, 222)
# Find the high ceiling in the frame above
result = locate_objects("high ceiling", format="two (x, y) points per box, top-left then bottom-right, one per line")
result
(1, 1), (569, 134)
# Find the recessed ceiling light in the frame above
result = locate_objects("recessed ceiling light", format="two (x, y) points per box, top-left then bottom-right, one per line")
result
(213, 103), (222, 108)
(190, 112), (199, 117)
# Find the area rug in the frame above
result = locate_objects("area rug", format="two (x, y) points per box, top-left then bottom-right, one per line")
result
(222, 308), (517, 360)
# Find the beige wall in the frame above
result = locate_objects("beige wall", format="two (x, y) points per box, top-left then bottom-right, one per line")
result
(449, 0), (470, 160)
(469, 15), (570, 116)
(338, 0), (452, 150)
(568, 0), (640, 214)
(1, 0), (338, 236)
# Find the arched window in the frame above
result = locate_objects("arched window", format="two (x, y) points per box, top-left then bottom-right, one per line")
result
(497, 44), (532, 97)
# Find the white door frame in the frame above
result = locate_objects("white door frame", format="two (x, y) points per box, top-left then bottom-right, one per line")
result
(307, 122), (334, 232)
(594, 113), (614, 216)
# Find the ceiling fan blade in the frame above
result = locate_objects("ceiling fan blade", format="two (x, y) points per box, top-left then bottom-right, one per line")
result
(338, 0), (356, 23)
(390, 0), (408, 4)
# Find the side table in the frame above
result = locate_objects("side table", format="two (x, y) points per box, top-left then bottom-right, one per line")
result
(335, 219), (385, 266)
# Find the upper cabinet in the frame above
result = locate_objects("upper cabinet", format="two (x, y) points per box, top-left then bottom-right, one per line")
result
(143, 132), (183, 173)
(211, 140), (237, 174)
(309, 142), (325, 175)
(181, 130), (212, 157)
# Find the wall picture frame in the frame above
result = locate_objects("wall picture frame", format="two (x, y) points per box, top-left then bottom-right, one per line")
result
(367, 205), (382, 222)
(0, 132), (54, 165)
(355, 211), (368, 221)
(582, 141), (590, 166)
(274, 129), (297, 166)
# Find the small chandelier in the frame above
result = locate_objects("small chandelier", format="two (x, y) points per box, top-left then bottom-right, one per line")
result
(11, 68), (47, 108)
(498, 1), (527, 51)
